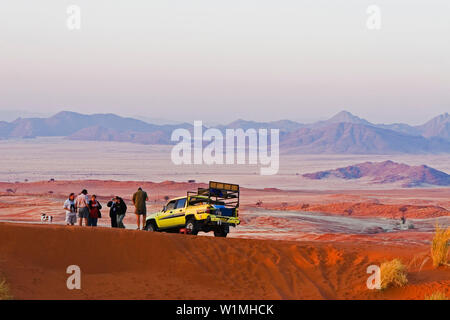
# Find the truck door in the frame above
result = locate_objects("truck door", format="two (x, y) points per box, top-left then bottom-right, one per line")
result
(158, 200), (177, 228)
(173, 198), (187, 226)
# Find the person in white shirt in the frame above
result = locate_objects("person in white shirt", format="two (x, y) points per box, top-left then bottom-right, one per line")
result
(75, 189), (89, 226)
(63, 193), (77, 225)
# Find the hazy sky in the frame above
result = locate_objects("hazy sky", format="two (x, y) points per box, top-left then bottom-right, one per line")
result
(1, 0), (449, 124)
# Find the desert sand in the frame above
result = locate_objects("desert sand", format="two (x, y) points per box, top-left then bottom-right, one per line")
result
(0, 179), (448, 300)
(0, 222), (448, 300)
(1, 179), (449, 220)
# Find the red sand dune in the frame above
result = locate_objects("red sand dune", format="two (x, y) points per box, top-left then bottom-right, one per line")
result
(0, 180), (208, 201)
(302, 160), (450, 188)
(0, 223), (448, 300)
(280, 202), (449, 219)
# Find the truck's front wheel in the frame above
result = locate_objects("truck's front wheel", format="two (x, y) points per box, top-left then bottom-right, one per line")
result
(185, 219), (199, 235)
(145, 221), (157, 232)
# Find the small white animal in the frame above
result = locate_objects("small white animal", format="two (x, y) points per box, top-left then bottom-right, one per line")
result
(40, 213), (53, 222)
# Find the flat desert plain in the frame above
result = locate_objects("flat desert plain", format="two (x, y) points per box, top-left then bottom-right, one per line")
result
(1, 137), (450, 189)
(0, 138), (449, 299)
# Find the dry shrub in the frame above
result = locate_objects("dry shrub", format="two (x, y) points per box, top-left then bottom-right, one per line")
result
(0, 277), (12, 300)
(380, 259), (408, 289)
(431, 224), (450, 268)
(425, 291), (448, 300)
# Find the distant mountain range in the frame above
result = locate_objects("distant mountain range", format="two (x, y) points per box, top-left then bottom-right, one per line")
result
(223, 111), (450, 154)
(302, 160), (450, 187)
(280, 122), (449, 154)
(0, 111), (192, 145)
(0, 110), (449, 154)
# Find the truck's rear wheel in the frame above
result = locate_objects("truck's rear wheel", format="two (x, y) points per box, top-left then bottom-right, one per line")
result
(214, 227), (228, 237)
(185, 219), (199, 235)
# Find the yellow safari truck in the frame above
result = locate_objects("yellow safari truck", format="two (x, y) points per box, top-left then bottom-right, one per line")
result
(144, 181), (240, 237)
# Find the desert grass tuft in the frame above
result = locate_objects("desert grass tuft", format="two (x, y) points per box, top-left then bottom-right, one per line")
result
(380, 258), (408, 290)
(425, 291), (448, 300)
(431, 224), (450, 268)
(0, 277), (12, 300)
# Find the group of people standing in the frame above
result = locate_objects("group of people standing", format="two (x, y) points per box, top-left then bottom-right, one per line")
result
(63, 187), (149, 230)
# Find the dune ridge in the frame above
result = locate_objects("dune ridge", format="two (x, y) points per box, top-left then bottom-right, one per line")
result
(0, 223), (448, 300)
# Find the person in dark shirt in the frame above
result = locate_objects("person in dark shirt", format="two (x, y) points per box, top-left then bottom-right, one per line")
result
(87, 195), (102, 227)
(107, 196), (127, 228)
(132, 187), (148, 230)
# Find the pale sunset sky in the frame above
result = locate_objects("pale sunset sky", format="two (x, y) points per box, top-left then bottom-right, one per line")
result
(0, 0), (449, 124)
